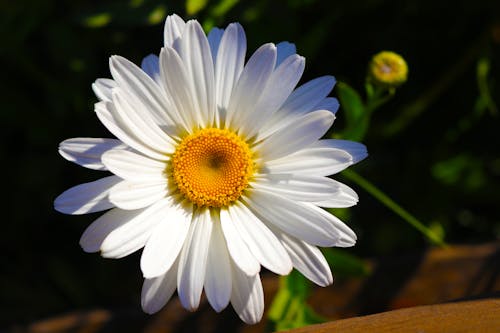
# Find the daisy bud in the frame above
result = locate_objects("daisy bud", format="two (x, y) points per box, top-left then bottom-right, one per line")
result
(368, 51), (408, 88)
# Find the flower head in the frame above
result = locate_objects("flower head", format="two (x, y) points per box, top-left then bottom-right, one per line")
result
(55, 14), (367, 324)
(368, 51), (408, 88)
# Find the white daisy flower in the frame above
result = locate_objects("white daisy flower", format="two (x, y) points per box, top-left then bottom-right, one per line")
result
(54, 14), (367, 324)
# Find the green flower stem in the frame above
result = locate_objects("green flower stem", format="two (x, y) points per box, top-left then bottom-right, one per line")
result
(366, 90), (395, 113)
(364, 83), (395, 113)
(342, 169), (446, 247)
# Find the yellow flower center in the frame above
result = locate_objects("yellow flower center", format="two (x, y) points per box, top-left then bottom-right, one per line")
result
(171, 128), (254, 208)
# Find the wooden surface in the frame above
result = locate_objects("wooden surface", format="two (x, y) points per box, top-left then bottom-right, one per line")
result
(7, 242), (500, 333)
(283, 298), (500, 333)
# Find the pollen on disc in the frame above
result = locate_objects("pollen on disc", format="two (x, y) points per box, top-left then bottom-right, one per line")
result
(171, 128), (254, 207)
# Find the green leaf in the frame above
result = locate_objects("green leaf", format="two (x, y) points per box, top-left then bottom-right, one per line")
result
(186, 0), (209, 15)
(274, 300), (327, 331)
(336, 81), (369, 141)
(326, 207), (351, 222)
(337, 81), (365, 122)
(321, 248), (371, 278)
(285, 269), (311, 300)
(269, 271), (328, 331)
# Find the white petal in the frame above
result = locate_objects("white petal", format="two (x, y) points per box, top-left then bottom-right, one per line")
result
(219, 208), (260, 276)
(261, 76), (336, 138)
(228, 202), (292, 275)
(256, 110), (335, 161)
(92, 78), (116, 102)
(214, 23), (246, 127)
(230, 263), (264, 325)
(245, 54), (305, 139)
(178, 20), (216, 127)
(95, 101), (169, 161)
(141, 54), (161, 84)
(302, 202), (357, 247)
(318, 139), (368, 164)
(141, 201), (193, 278)
(204, 218), (231, 312)
(262, 143), (353, 176)
(108, 179), (168, 210)
(207, 27), (224, 63)
(141, 259), (179, 314)
(109, 55), (176, 129)
(244, 188), (342, 247)
(80, 207), (135, 253)
(282, 75), (336, 115)
(276, 41), (296, 67)
(177, 208), (213, 311)
(251, 174), (339, 202)
(164, 14), (186, 47)
(100, 198), (173, 258)
(261, 54), (305, 112)
(278, 232), (333, 287)
(159, 46), (199, 132)
(58, 138), (126, 171)
(314, 97), (339, 114)
(111, 89), (175, 154)
(312, 180), (359, 208)
(54, 176), (121, 215)
(226, 43), (276, 133)
(101, 150), (166, 182)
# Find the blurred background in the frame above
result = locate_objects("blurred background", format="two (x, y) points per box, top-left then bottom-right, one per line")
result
(1, 0), (499, 331)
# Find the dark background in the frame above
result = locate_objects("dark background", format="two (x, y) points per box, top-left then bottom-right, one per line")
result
(1, 0), (499, 329)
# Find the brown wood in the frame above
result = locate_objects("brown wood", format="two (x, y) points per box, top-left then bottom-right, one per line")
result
(282, 298), (500, 333)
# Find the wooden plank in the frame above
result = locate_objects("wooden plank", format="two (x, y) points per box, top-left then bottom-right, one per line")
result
(282, 298), (500, 333)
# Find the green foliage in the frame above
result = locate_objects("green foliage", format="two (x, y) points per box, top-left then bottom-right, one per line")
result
(337, 81), (368, 141)
(268, 270), (326, 331)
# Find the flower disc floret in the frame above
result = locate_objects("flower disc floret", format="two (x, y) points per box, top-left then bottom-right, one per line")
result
(171, 128), (254, 207)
